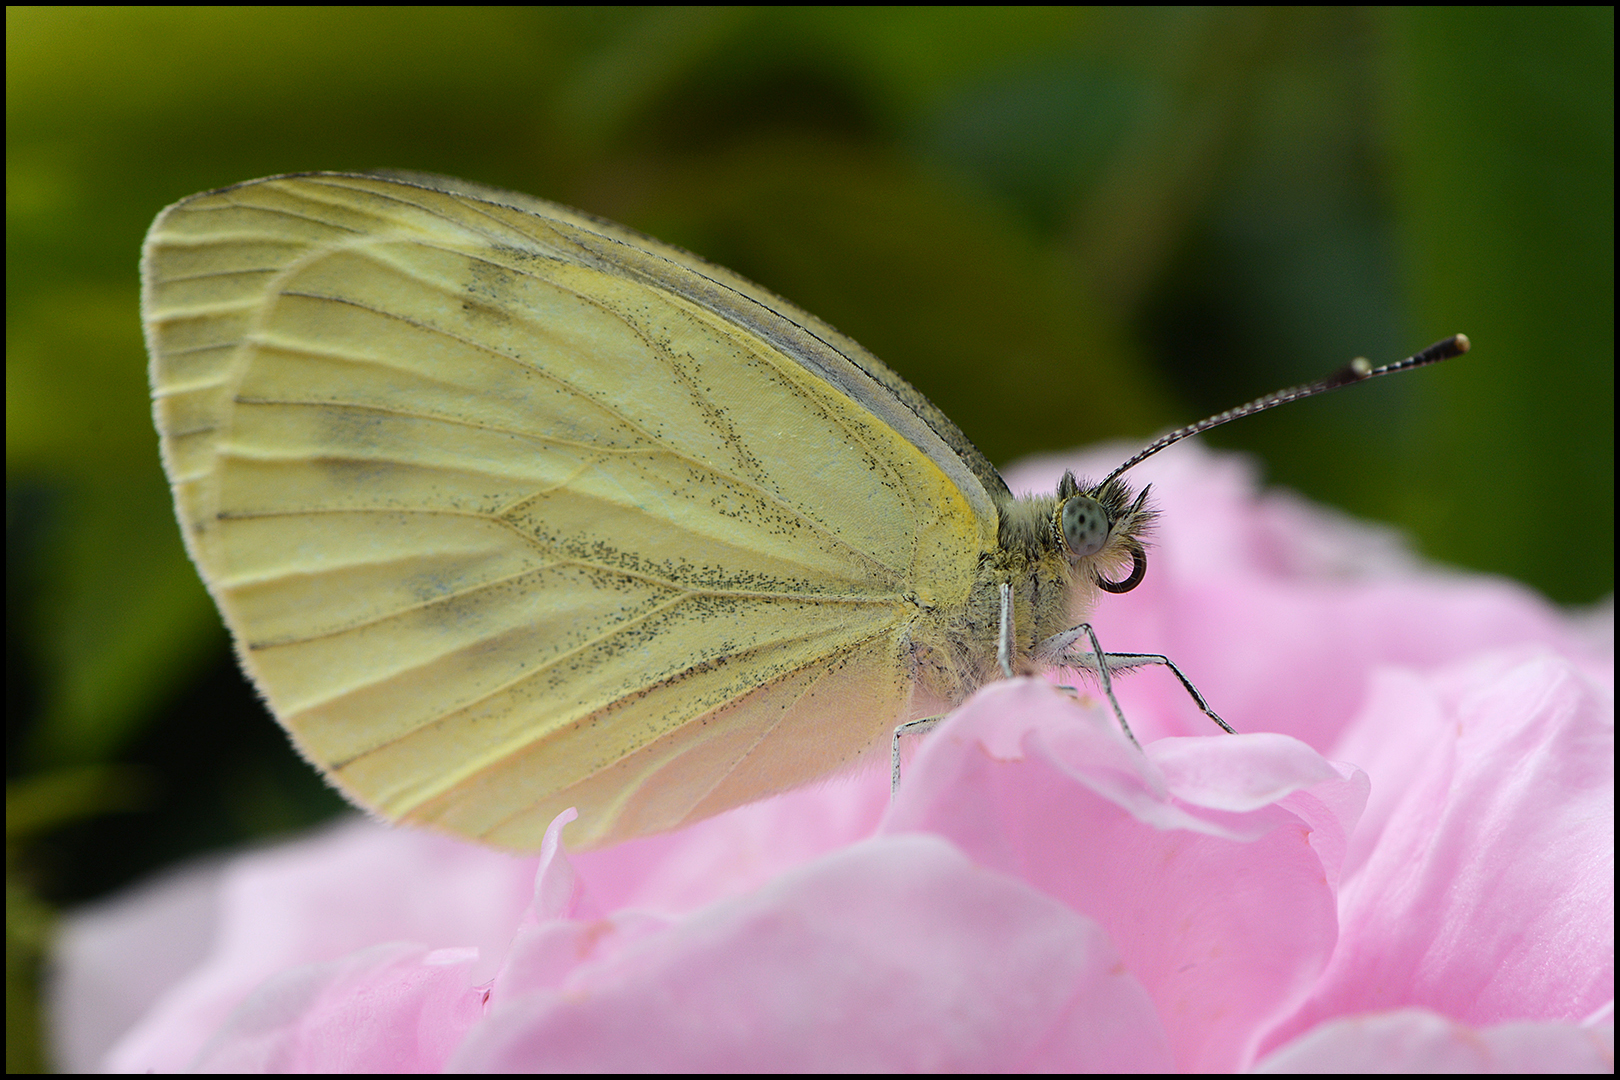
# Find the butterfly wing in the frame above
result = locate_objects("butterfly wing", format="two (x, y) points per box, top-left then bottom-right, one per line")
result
(142, 173), (996, 849)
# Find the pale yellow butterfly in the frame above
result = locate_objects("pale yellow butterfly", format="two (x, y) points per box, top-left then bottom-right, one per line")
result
(142, 172), (1467, 850)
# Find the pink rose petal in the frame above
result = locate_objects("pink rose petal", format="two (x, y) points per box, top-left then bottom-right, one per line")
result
(457, 835), (1169, 1072)
(50, 444), (1608, 1073)
(886, 679), (1364, 1071)
(1260, 650), (1614, 1055)
(1254, 1006), (1614, 1072)
(93, 821), (537, 1072)
(189, 943), (483, 1072)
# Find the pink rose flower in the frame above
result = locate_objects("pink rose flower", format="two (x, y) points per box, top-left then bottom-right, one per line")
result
(51, 444), (1613, 1071)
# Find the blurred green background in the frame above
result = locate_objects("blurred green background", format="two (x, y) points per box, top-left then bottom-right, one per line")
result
(6, 8), (1612, 1069)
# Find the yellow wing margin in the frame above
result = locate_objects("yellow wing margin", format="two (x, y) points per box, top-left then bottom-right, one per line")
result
(141, 173), (994, 849)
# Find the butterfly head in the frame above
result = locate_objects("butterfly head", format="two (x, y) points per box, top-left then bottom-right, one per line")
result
(1052, 471), (1156, 595)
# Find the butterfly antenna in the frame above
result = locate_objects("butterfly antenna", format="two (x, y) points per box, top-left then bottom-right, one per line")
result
(1100, 334), (1470, 489)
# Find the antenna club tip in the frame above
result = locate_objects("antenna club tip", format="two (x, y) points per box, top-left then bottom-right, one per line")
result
(1453, 333), (1471, 353)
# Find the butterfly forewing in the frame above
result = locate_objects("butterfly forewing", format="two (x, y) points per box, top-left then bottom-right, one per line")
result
(142, 174), (990, 849)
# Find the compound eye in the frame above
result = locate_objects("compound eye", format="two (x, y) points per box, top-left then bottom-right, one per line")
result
(1060, 495), (1110, 558)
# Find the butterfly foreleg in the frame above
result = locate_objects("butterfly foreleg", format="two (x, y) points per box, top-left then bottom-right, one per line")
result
(1036, 624), (1237, 748)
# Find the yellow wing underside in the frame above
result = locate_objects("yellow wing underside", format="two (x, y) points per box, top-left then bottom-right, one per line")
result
(142, 174), (988, 849)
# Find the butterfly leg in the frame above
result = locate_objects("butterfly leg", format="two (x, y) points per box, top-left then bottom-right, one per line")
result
(1036, 623), (1237, 748)
(890, 714), (945, 800)
(893, 583), (1016, 800)
(996, 581), (1016, 679)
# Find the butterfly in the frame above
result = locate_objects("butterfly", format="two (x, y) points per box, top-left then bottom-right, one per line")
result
(142, 171), (1467, 849)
